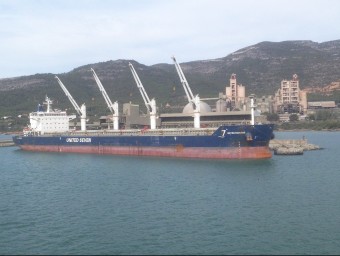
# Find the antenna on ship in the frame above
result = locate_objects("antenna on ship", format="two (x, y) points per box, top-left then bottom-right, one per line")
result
(128, 62), (157, 130)
(91, 68), (119, 130)
(172, 56), (201, 128)
(55, 76), (87, 131)
(43, 95), (53, 113)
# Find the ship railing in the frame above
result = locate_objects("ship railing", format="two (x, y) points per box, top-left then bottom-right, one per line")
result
(161, 120), (251, 128)
(43, 127), (216, 137)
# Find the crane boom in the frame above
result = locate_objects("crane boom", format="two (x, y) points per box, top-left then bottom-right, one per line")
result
(128, 63), (152, 113)
(91, 68), (118, 114)
(171, 56), (201, 128)
(91, 68), (119, 130)
(55, 76), (82, 115)
(171, 56), (195, 103)
(55, 76), (87, 131)
(128, 62), (157, 129)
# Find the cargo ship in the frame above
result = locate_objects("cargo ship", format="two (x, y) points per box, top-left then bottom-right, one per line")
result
(12, 96), (274, 159)
(12, 58), (274, 159)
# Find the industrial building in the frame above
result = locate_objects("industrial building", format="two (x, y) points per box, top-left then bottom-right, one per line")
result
(226, 73), (246, 110)
(274, 74), (308, 114)
(254, 95), (275, 114)
(52, 57), (337, 131)
(98, 102), (255, 130)
(98, 72), (258, 130)
(307, 101), (336, 109)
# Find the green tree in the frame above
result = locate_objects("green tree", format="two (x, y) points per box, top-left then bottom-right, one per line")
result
(265, 113), (279, 121)
(308, 114), (315, 121)
(315, 109), (335, 121)
(289, 114), (299, 122)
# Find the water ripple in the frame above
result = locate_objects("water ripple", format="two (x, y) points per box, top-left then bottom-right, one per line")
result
(0, 132), (340, 254)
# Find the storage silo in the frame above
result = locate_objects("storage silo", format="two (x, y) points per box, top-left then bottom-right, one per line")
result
(238, 85), (245, 101)
(216, 99), (227, 112)
(182, 101), (212, 114)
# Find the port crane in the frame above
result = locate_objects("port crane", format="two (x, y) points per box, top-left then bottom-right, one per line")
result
(128, 62), (157, 130)
(91, 68), (119, 130)
(55, 76), (87, 131)
(171, 56), (201, 128)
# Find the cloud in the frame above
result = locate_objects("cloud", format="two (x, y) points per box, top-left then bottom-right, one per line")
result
(0, 0), (339, 78)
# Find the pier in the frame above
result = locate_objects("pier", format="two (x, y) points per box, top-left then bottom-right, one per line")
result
(269, 139), (320, 155)
(0, 139), (15, 147)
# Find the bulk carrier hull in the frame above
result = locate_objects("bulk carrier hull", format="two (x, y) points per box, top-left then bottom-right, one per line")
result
(13, 124), (274, 159)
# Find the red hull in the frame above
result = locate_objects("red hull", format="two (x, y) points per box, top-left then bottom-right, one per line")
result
(19, 145), (272, 159)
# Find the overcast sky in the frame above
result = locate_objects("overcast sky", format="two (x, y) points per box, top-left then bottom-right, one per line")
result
(0, 0), (339, 78)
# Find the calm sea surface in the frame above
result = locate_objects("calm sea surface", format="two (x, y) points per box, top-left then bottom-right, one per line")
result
(0, 131), (339, 255)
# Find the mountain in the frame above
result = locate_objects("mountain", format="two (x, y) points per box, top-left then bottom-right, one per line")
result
(1, 40), (340, 117)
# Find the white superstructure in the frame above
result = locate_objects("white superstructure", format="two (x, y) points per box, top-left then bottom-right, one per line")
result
(27, 96), (76, 135)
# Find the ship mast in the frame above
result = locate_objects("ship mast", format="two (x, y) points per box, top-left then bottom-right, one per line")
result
(91, 68), (119, 130)
(43, 95), (53, 113)
(249, 94), (256, 125)
(128, 62), (157, 130)
(55, 76), (87, 131)
(171, 56), (201, 128)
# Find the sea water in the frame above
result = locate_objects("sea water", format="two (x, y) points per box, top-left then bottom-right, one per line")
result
(0, 131), (339, 254)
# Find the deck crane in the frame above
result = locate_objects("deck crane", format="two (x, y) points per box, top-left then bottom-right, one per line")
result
(55, 76), (87, 131)
(91, 68), (119, 130)
(171, 56), (201, 128)
(128, 62), (157, 130)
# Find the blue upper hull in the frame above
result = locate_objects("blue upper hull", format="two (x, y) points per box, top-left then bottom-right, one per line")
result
(13, 124), (274, 148)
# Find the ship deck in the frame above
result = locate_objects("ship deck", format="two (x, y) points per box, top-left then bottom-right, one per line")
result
(27, 127), (219, 137)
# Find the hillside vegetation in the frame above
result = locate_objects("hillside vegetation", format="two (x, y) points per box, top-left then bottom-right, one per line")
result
(1, 40), (340, 118)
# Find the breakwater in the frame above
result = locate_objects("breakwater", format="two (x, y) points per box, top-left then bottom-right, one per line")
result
(0, 139), (15, 147)
(269, 138), (320, 155)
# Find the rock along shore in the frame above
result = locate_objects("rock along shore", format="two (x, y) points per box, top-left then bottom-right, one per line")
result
(0, 140), (15, 147)
(269, 138), (320, 155)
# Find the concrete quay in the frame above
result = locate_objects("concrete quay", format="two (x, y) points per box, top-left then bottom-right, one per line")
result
(0, 140), (15, 147)
(269, 139), (320, 155)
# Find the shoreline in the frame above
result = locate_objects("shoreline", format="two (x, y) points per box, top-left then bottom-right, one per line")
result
(275, 128), (340, 132)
